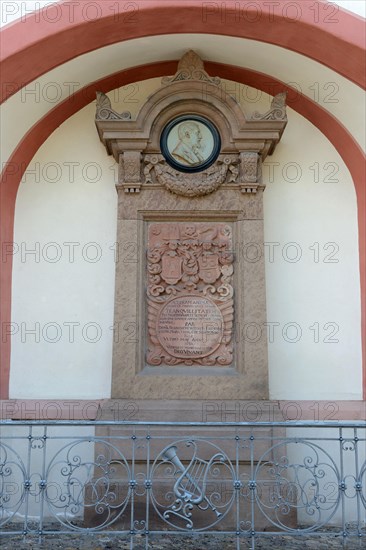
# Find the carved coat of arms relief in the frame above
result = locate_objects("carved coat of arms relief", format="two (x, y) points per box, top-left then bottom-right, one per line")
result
(146, 222), (234, 367)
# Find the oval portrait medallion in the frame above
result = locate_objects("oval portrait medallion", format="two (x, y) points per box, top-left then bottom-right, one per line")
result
(160, 115), (221, 173)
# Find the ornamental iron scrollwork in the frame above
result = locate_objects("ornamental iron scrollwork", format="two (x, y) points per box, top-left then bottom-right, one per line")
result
(150, 440), (235, 530)
(359, 459), (366, 510)
(0, 422), (365, 544)
(44, 439), (131, 531)
(253, 440), (341, 531)
(0, 443), (28, 527)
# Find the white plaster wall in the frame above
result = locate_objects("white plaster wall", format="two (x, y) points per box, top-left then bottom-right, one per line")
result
(236, 85), (363, 400)
(9, 104), (118, 398)
(9, 79), (362, 399)
(262, 110), (363, 400)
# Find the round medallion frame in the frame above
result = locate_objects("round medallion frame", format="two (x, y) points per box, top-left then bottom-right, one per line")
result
(160, 115), (221, 173)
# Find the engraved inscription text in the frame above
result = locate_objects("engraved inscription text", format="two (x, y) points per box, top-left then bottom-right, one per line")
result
(157, 296), (224, 359)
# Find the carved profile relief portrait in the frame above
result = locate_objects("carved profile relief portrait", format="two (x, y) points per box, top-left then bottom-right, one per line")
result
(160, 116), (221, 173)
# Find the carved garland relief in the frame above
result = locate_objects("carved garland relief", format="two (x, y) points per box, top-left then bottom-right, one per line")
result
(146, 222), (234, 366)
(144, 154), (239, 197)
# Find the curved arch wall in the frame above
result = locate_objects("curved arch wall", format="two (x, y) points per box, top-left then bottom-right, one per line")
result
(1, 1), (365, 399)
(7, 77), (363, 400)
(1, 0), (365, 100)
(2, 0), (364, 30)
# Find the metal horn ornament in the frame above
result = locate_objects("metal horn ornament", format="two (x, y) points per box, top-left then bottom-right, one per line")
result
(162, 443), (225, 527)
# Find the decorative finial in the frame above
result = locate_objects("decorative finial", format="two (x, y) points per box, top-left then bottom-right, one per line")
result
(162, 51), (221, 86)
(251, 92), (287, 121)
(95, 91), (132, 121)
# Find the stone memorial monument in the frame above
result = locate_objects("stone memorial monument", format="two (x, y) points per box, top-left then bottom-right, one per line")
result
(92, 50), (289, 532)
(95, 50), (287, 406)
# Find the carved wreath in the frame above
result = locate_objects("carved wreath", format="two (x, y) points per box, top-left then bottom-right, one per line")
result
(144, 155), (239, 197)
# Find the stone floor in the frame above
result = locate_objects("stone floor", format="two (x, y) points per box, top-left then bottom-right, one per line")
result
(0, 532), (365, 549)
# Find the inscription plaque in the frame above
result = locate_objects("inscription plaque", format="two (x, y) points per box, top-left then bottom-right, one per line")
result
(157, 296), (224, 359)
(146, 222), (234, 367)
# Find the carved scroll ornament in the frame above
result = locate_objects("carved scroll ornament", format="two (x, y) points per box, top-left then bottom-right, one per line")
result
(95, 92), (131, 121)
(252, 92), (287, 121)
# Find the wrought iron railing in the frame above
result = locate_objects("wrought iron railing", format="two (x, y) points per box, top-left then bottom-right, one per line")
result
(0, 420), (365, 548)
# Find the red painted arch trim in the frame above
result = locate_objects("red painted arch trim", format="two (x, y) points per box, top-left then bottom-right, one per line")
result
(1, 60), (365, 400)
(1, 0), (365, 105)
